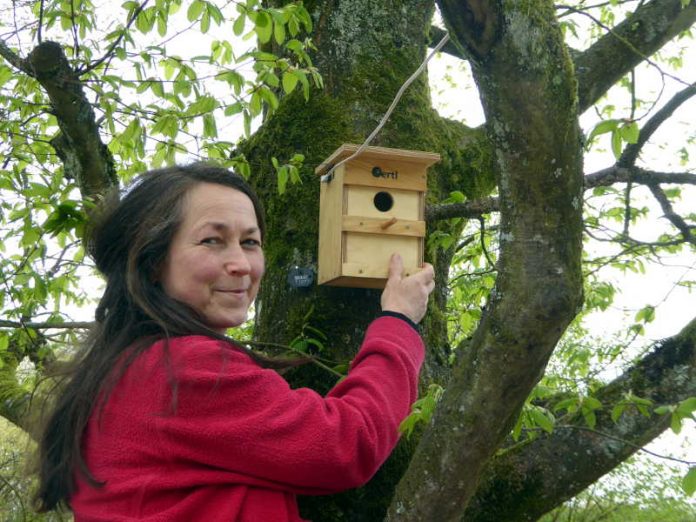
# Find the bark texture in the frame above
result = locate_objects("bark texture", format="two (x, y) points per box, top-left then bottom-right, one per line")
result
(26, 41), (117, 199)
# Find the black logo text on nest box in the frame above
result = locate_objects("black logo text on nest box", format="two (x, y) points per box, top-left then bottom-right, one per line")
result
(372, 166), (398, 180)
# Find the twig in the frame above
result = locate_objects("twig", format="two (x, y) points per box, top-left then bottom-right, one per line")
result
(647, 183), (695, 243)
(546, 425), (696, 467)
(78, 0), (150, 75)
(244, 340), (345, 378)
(38, 0), (45, 43)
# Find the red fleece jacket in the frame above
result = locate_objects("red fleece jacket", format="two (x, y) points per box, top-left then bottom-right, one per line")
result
(71, 315), (424, 521)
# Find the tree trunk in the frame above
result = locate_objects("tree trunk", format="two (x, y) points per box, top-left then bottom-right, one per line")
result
(387, 2), (585, 518)
(240, 1), (493, 518)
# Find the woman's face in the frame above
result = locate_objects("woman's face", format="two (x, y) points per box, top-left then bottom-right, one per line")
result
(160, 182), (265, 332)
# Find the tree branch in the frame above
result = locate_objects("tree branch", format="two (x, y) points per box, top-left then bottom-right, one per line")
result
(78, 0), (150, 75)
(585, 166), (696, 188)
(426, 196), (499, 222)
(620, 82), (696, 167)
(26, 41), (117, 199)
(464, 315), (696, 521)
(436, 0), (501, 61)
(648, 183), (695, 243)
(575, 0), (696, 113)
(426, 164), (696, 224)
(0, 38), (31, 75)
(0, 320), (93, 330)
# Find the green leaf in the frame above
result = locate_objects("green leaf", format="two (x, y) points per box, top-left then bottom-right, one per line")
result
(670, 413), (683, 434)
(587, 119), (619, 145)
(620, 121), (640, 144)
(233, 13), (246, 36)
(187, 0), (204, 21)
(584, 396), (603, 410)
(274, 19), (286, 45)
(634, 305), (655, 323)
(676, 397), (696, 417)
(255, 11), (273, 43)
(611, 129), (623, 159)
(582, 409), (597, 428)
(282, 71), (298, 94)
(683, 467), (696, 496)
(249, 91), (262, 117)
(277, 166), (289, 194)
(654, 405), (673, 415)
(201, 12), (211, 33)
(530, 407), (554, 434)
(611, 404), (625, 422)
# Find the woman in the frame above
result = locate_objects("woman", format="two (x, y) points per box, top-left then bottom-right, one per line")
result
(35, 163), (435, 521)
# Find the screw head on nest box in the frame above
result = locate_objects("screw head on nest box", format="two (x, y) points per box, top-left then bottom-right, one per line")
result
(315, 144), (440, 289)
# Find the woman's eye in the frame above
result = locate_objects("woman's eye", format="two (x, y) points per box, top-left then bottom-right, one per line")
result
(242, 238), (262, 248)
(201, 237), (223, 245)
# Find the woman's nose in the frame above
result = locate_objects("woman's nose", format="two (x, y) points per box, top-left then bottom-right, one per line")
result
(223, 244), (251, 274)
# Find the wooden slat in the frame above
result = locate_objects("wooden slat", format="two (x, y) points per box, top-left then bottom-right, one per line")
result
(321, 275), (387, 289)
(342, 216), (425, 237)
(343, 234), (421, 279)
(342, 157), (427, 191)
(342, 262), (421, 280)
(345, 186), (422, 220)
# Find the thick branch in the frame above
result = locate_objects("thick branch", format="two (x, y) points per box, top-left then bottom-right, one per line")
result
(464, 315), (696, 521)
(436, 0), (501, 61)
(26, 41), (117, 199)
(585, 166), (696, 187)
(426, 196), (499, 222)
(620, 82), (696, 167)
(0, 38), (31, 74)
(426, 164), (696, 223)
(576, 0), (696, 113)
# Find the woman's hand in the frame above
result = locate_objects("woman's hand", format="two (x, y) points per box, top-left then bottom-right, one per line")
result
(380, 254), (435, 324)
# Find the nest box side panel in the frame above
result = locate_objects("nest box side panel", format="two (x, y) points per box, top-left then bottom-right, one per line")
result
(317, 165), (345, 285)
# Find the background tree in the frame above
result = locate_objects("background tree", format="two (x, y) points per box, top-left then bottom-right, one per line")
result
(0, 0), (694, 520)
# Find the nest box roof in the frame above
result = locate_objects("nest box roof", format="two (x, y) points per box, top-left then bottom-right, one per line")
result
(315, 144), (441, 175)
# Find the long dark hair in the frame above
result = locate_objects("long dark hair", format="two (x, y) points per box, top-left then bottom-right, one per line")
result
(34, 163), (273, 512)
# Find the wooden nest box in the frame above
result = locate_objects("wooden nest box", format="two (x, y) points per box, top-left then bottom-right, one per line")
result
(316, 144), (440, 289)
